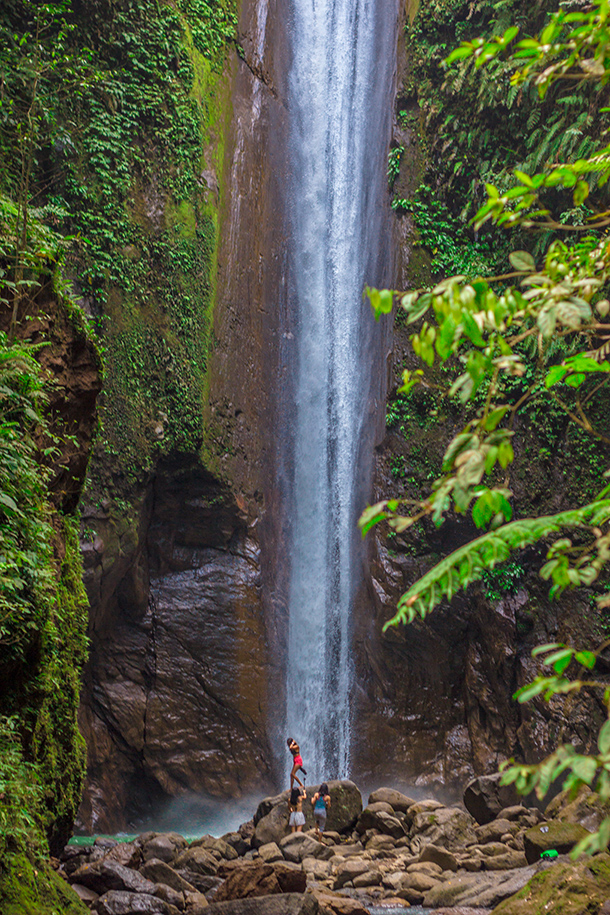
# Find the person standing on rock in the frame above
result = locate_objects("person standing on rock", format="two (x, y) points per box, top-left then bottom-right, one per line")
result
(287, 737), (307, 789)
(288, 785), (307, 833)
(311, 782), (331, 840)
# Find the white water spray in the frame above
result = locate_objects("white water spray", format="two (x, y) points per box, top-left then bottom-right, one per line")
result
(284, 0), (397, 781)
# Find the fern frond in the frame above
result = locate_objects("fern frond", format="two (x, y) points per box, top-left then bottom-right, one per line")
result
(527, 108), (541, 131)
(384, 498), (610, 629)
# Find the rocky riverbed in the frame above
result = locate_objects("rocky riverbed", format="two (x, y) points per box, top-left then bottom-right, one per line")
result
(58, 777), (610, 915)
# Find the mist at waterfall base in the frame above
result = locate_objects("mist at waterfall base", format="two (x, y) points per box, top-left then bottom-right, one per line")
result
(74, 791), (263, 841)
(283, 0), (398, 784)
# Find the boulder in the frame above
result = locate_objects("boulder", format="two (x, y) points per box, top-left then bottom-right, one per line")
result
(410, 805), (477, 851)
(404, 799), (444, 828)
(63, 850), (104, 878)
(173, 849), (218, 877)
(481, 851), (528, 870)
(153, 884), (185, 911)
(476, 819), (517, 844)
(308, 887), (369, 915)
(93, 890), (180, 915)
(142, 836), (187, 864)
(72, 883), (100, 904)
(96, 838), (120, 849)
(301, 857), (331, 880)
(491, 853), (610, 915)
(332, 858), (370, 889)
(105, 843), (143, 869)
(352, 870), (381, 888)
(329, 843), (363, 858)
(364, 835), (396, 851)
(204, 893), (319, 915)
(62, 844), (94, 862)
(545, 784), (610, 833)
(381, 872), (403, 893)
(212, 862), (280, 902)
(464, 774), (519, 826)
(272, 861), (307, 894)
(367, 788), (416, 812)
(140, 860), (197, 893)
(423, 865), (538, 909)
(419, 844), (458, 872)
(356, 803), (394, 833)
(189, 837), (236, 861)
(254, 794), (286, 825)
(184, 892), (209, 913)
(253, 781), (362, 848)
(497, 805), (531, 822)
(280, 834), (333, 863)
(399, 871), (440, 903)
(258, 843), (283, 864)
(471, 842), (511, 858)
(73, 859), (158, 896)
(523, 820), (590, 863)
(176, 872), (222, 895)
(221, 832), (250, 857)
(252, 800), (290, 848)
(368, 810), (405, 839)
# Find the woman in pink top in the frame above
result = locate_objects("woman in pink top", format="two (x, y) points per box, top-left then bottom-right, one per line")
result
(287, 737), (307, 789)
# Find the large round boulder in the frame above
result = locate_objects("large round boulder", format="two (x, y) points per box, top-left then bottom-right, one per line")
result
(367, 788), (416, 812)
(279, 834), (333, 863)
(252, 780), (361, 847)
(522, 820), (590, 863)
(410, 805), (477, 852)
(172, 847), (218, 877)
(464, 774), (519, 826)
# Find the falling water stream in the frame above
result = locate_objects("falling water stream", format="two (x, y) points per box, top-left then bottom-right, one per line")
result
(284, 0), (398, 780)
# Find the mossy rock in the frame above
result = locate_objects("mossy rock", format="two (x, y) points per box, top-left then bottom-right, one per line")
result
(0, 854), (87, 915)
(523, 820), (590, 864)
(491, 853), (610, 915)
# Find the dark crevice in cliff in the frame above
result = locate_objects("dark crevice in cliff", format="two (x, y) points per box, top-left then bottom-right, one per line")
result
(236, 43), (279, 100)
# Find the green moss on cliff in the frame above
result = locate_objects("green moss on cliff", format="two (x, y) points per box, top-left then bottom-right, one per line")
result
(491, 852), (610, 915)
(395, 0), (609, 284)
(0, 855), (87, 915)
(0, 334), (91, 857)
(51, 0), (237, 505)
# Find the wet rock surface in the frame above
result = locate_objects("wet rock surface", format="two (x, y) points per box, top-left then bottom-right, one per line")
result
(64, 780), (605, 915)
(77, 0), (291, 835)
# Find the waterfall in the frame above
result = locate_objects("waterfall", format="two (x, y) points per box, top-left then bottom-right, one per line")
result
(284, 0), (397, 782)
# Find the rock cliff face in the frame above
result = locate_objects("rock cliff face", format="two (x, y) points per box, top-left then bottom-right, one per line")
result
(76, 0), (609, 834)
(351, 318), (609, 798)
(77, 0), (292, 832)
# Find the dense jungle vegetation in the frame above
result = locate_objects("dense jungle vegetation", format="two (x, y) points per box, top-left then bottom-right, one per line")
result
(0, 0), (236, 907)
(2, 0), (610, 906)
(369, 0), (610, 855)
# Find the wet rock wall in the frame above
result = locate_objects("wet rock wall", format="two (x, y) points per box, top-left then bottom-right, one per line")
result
(77, 0), (291, 833)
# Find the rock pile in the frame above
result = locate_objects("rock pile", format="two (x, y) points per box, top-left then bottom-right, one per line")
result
(58, 779), (605, 914)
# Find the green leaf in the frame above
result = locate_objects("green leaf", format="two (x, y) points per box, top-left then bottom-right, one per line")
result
(0, 492), (18, 512)
(573, 179), (589, 206)
(570, 756), (598, 784)
(446, 45), (474, 64)
(574, 650), (596, 670)
(543, 648), (574, 675)
(598, 720), (610, 755)
(359, 501), (389, 536)
(509, 250), (536, 271)
(532, 642), (563, 657)
(545, 364), (568, 387)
